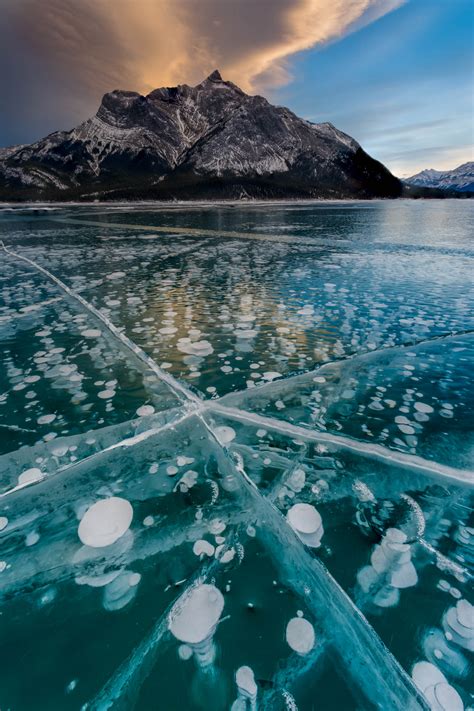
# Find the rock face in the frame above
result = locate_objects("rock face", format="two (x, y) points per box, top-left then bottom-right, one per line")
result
(0, 70), (402, 201)
(405, 162), (474, 194)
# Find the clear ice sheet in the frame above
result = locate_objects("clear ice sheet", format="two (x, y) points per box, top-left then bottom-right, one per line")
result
(0, 202), (472, 711)
(219, 332), (474, 468)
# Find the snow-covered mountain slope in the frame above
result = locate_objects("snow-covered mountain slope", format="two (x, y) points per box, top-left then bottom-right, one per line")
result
(0, 70), (402, 201)
(405, 162), (474, 193)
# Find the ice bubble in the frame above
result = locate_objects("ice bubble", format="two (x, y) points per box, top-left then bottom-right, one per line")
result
(287, 469), (306, 493)
(193, 540), (215, 557)
(65, 679), (77, 694)
(412, 661), (446, 692)
(287, 503), (323, 543)
(236, 665), (258, 698)
(26, 531), (40, 547)
(0, 516), (8, 531)
(209, 518), (226, 535)
(443, 600), (474, 651)
(414, 402), (434, 414)
(136, 405), (155, 417)
(175, 470), (199, 492)
(286, 617), (315, 655)
(423, 628), (469, 678)
(262, 371), (282, 382)
(456, 599), (473, 628)
(129, 572), (141, 586)
(235, 329), (257, 339)
(390, 561), (418, 589)
(37, 413), (56, 425)
(177, 338), (214, 356)
(286, 504), (324, 548)
(103, 570), (138, 611)
(374, 587), (400, 608)
(386, 528), (408, 543)
(75, 571), (121, 588)
(106, 272), (126, 280)
(98, 389), (115, 399)
(178, 644), (193, 661)
(424, 683), (464, 711)
(214, 426), (236, 444)
(78, 497), (133, 548)
(238, 314), (255, 322)
(143, 516), (154, 527)
(25, 375), (40, 383)
(395, 416), (410, 425)
(177, 456), (194, 466)
(216, 546), (235, 564)
(51, 445), (69, 457)
(18, 467), (44, 486)
(169, 584), (224, 644)
(81, 329), (101, 338)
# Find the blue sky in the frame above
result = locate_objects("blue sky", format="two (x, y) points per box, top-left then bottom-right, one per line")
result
(271, 0), (474, 175)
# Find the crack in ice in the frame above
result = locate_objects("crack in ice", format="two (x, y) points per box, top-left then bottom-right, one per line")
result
(207, 402), (474, 486)
(1, 241), (201, 407)
(50, 216), (350, 248)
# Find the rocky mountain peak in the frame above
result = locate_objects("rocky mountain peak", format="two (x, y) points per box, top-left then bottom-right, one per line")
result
(405, 162), (474, 193)
(206, 69), (223, 82)
(0, 71), (402, 201)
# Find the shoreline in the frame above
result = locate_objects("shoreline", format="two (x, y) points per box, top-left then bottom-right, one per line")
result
(0, 197), (471, 209)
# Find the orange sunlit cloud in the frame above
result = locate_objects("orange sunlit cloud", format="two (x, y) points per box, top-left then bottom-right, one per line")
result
(0, 0), (403, 145)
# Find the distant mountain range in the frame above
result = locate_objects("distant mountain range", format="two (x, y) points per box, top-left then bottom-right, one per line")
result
(405, 162), (474, 193)
(0, 70), (403, 201)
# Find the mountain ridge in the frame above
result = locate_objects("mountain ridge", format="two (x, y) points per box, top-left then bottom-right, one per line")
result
(405, 162), (474, 193)
(0, 70), (403, 201)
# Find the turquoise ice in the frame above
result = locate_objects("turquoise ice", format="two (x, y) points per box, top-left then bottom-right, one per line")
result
(0, 201), (472, 710)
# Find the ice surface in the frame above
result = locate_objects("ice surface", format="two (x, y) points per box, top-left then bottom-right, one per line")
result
(218, 332), (474, 469)
(0, 203), (472, 710)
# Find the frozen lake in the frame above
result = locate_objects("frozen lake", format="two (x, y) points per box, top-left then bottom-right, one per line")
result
(0, 201), (473, 710)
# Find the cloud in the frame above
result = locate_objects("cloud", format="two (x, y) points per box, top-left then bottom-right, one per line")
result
(0, 0), (403, 145)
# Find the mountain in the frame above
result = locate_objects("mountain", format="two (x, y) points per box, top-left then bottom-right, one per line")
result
(0, 70), (402, 201)
(405, 162), (474, 193)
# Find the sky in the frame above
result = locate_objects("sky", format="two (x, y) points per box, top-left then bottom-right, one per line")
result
(0, 0), (472, 176)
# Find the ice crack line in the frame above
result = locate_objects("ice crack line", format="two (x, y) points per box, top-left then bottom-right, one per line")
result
(216, 328), (474, 405)
(50, 216), (349, 247)
(3, 241), (473, 490)
(0, 408), (197, 501)
(208, 402), (474, 486)
(0, 240), (458, 711)
(1, 241), (201, 408)
(224, 449), (427, 711)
